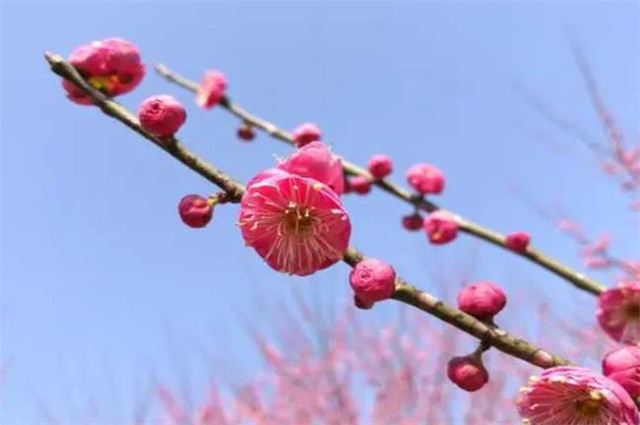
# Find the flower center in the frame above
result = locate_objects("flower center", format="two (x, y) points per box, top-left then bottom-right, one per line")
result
(574, 391), (603, 417)
(283, 202), (314, 235)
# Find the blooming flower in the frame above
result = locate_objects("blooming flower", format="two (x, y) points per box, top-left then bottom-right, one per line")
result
(238, 171), (351, 276)
(447, 355), (489, 392)
(505, 231), (531, 252)
(406, 163), (445, 195)
(602, 345), (640, 399)
(516, 366), (639, 425)
(178, 195), (213, 228)
(597, 281), (640, 344)
(367, 154), (393, 179)
(457, 281), (507, 320)
(291, 123), (322, 147)
(277, 142), (344, 196)
(349, 258), (396, 305)
(423, 210), (458, 244)
(196, 70), (227, 109)
(138, 95), (186, 137)
(63, 37), (145, 104)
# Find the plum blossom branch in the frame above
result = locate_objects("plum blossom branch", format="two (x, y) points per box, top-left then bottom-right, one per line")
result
(46, 51), (571, 370)
(153, 63), (607, 297)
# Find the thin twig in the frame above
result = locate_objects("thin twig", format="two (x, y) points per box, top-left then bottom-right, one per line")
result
(46, 51), (571, 370)
(154, 63), (607, 296)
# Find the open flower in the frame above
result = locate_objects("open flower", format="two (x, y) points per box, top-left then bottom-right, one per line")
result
(239, 171), (351, 276)
(597, 281), (640, 344)
(516, 366), (639, 425)
(277, 142), (344, 196)
(63, 37), (145, 104)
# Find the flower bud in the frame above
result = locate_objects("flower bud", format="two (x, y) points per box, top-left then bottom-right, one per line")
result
(457, 281), (507, 320)
(505, 231), (530, 252)
(138, 95), (186, 137)
(353, 295), (374, 310)
(237, 124), (256, 141)
(196, 70), (227, 109)
(349, 258), (396, 305)
(423, 211), (458, 244)
(402, 213), (424, 231)
(349, 176), (372, 195)
(367, 154), (393, 179)
(406, 163), (445, 195)
(291, 123), (322, 147)
(447, 355), (489, 392)
(178, 195), (213, 228)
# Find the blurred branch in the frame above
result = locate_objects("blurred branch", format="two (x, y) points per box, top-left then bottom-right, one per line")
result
(46, 51), (571, 370)
(154, 63), (607, 296)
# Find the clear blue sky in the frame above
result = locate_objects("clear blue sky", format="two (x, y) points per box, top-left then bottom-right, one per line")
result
(1, 2), (638, 423)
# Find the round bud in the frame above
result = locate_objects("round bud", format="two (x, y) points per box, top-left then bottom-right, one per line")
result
(406, 163), (445, 195)
(138, 95), (186, 137)
(196, 70), (227, 109)
(178, 195), (213, 228)
(349, 176), (372, 195)
(505, 231), (531, 252)
(602, 345), (640, 399)
(367, 154), (393, 179)
(402, 213), (424, 231)
(237, 124), (256, 142)
(447, 355), (489, 392)
(349, 258), (396, 305)
(291, 123), (322, 147)
(457, 281), (507, 320)
(423, 211), (458, 244)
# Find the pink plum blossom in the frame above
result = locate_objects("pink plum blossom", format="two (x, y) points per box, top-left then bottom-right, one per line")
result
(516, 366), (639, 425)
(238, 171), (351, 276)
(602, 345), (640, 399)
(63, 38), (145, 104)
(597, 281), (640, 344)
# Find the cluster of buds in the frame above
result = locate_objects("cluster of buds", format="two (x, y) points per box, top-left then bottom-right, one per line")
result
(446, 281), (507, 392)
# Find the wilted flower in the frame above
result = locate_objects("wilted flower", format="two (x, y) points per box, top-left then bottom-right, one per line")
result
(597, 281), (640, 344)
(516, 366), (639, 425)
(239, 171), (351, 276)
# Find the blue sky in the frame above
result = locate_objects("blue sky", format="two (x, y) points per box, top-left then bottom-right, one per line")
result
(1, 1), (638, 423)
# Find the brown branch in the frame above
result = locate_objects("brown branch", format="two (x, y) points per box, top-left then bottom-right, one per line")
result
(46, 51), (572, 370)
(154, 63), (607, 297)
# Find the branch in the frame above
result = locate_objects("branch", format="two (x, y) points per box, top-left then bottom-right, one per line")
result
(46, 51), (571, 370)
(154, 64), (607, 297)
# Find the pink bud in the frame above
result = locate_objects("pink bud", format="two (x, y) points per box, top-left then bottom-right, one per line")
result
(406, 163), (445, 195)
(138, 95), (186, 137)
(277, 142), (344, 195)
(178, 195), (213, 228)
(291, 123), (322, 147)
(349, 258), (396, 305)
(457, 281), (507, 320)
(63, 38), (145, 104)
(367, 154), (393, 179)
(505, 231), (530, 252)
(402, 213), (424, 231)
(196, 70), (227, 109)
(423, 211), (458, 244)
(447, 355), (489, 392)
(237, 124), (256, 142)
(348, 176), (372, 195)
(354, 295), (374, 310)
(602, 345), (640, 399)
